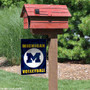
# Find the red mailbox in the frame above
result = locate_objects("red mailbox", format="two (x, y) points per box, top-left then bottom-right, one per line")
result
(20, 4), (71, 35)
(20, 4), (71, 90)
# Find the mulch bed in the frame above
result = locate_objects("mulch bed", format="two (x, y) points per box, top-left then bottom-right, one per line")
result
(0, 57), (90, 80)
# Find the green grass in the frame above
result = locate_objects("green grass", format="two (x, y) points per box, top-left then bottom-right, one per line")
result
(0, 70), (90, 90)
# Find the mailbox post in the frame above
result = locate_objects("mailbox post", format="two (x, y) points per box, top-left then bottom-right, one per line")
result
(48, 34), (58, 90)
(21, 4), (71, 90)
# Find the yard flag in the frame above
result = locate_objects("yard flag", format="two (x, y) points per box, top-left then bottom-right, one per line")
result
(21, 39), (46, 75)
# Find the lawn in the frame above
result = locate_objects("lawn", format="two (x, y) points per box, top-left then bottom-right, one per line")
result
(0, 70), (90, 90)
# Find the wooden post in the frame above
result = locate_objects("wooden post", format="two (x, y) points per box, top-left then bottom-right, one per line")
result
(48, 34), (58, 90)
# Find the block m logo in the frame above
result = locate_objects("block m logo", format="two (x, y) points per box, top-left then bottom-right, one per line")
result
(27, 53), (41, 63)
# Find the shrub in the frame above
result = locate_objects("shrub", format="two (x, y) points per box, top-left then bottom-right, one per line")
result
(78, 15), (90, 63)
(58, 32), (87, 60)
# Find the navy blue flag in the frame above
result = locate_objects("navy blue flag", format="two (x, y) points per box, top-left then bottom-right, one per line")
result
(21, 39), (46, 75)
